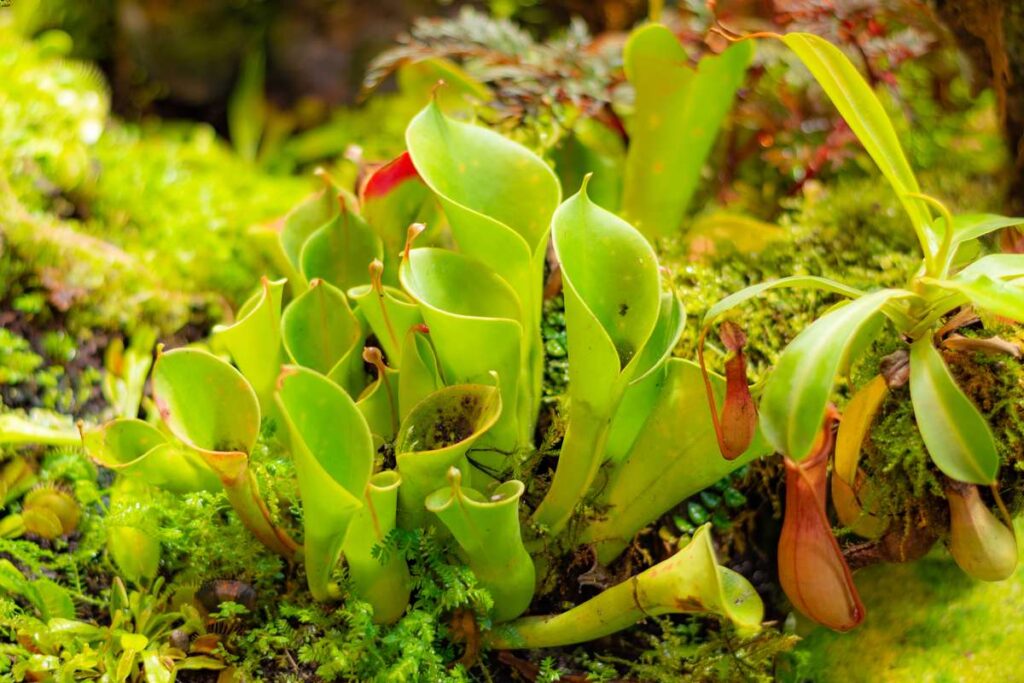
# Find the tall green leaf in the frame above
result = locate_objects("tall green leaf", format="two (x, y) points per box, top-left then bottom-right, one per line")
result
(400, 248), (524, 456)
(300, 207), (382, 292)
(532, 180), (661, 533)
(781, 33), (933, 253)
(275, 366), (373, 600)
(622, 25), (752, 239)
(909, 338), (998, 485)
(406, 101), (560, 421)
(280, 280), (364, 395)
(228, 49), (266, 162)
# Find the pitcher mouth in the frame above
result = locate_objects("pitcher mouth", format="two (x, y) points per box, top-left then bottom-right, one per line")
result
(397, 385), (501, 454)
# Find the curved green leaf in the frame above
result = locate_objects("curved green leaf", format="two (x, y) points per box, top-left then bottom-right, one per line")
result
(622, 25), (752, 239)
(212, 277), (286, 407)
(945, 213), (1024, 247)
(397, 325), (443, 422)
(555, 180), (661, 379)
(400, 247), (525, 456)
(281, 279), (363, 395)
(956, 253), (1024, 281)
(355, 362), (400, 445)
(629, 289), (686, 384)
(300, 207), (382, 292)
(0, 411), (84, 447)
(275, 365), (374, 600)
(278, 180), (350, 290)
(924, 275), (1024, 322)
(604, 290), (686, 464)
(406, 101), (560, 421)
(489, 524), (762, 648)
(760, 289), (908, 460)
(604, 367), (667, 466)
(394, 383), (502, 529)
(406, 99), (561, 272)
(703, 275), (865, 326)
(532, 181), (661, 533)
(909, 338), (999, 484)
(780, 33), (933, 252)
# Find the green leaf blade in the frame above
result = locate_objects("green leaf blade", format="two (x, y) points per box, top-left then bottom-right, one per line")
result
(781, 33), (932, 250)
(927, 275), (1024, 322)
(703, 275), (865, 326)
(760, 289), (907, 460)
(909, 338), (999, 485)
(281, 280), (362, 378)
(622, 25), (752, 239)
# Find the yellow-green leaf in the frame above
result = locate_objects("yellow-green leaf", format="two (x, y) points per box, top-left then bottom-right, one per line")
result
(834, 375), (888, 485)
(622, 25), (752, 239)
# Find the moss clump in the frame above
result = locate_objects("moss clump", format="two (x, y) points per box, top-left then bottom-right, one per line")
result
(0, 330), (43, 387)
(942, 335), (1024, 505)
(845, 323), (1024, 559)
(0, 326), (101, 416)
(668, 174), (923, 383)
(84, 122), (309, 304)
(0, 19), (308, 339)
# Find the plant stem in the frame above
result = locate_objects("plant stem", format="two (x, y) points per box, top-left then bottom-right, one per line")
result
(531, 401), (610, 535)
(221, 467), (300, 559)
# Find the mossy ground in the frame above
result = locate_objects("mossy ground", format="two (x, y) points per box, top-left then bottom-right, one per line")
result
(788, 520), (1024, 683)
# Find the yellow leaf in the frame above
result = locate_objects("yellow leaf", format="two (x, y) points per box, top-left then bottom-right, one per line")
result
(835, 375), (888, 485)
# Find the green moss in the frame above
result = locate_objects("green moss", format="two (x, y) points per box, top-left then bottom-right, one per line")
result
(0, 16), (108, 204)
(0, 19), (308, 338)
(85, 121), (309, 304)
(0, 327), (101, 416)
(0, 330), (43, 386)
(669, 173), (922, 383)
(625, 619), (799, 683)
